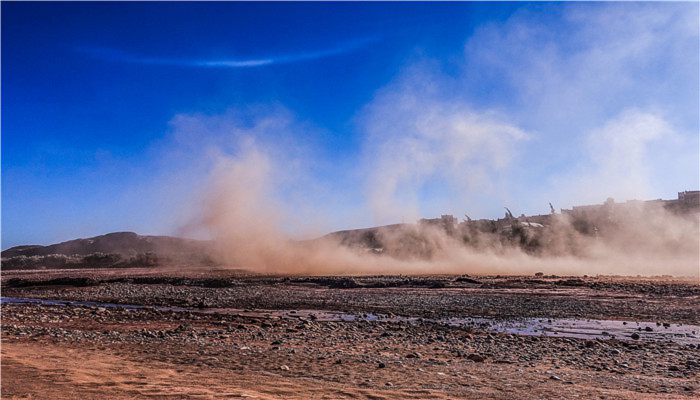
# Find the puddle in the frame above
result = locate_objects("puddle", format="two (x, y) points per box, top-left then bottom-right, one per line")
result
(439, 316), (700, 345)
(2, 296), (698, 345)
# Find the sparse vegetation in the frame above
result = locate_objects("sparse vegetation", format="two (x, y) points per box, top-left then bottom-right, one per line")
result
(1, 252), (160, 270)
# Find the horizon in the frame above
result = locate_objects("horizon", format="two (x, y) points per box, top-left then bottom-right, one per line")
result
(3, 2), (699, 249)
(2, 189), (698, 251)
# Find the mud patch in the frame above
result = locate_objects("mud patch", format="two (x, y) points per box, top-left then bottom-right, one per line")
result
(4, 296), (697, 345)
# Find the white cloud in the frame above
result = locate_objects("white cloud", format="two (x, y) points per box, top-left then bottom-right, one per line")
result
(78, 37), (378, 69)
(464, 3), (699, 132)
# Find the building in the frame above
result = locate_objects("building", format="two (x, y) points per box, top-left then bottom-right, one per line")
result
(419, 214), (458, 233)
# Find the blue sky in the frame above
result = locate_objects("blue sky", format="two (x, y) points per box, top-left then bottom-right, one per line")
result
(2, 2), (698, 248)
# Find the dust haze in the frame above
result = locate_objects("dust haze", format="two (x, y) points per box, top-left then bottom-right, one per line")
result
(180, 4), (699, 278)
(190, 126), (699, 278)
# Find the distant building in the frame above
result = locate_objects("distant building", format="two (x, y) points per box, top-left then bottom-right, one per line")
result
(419, 214), (458, 233)
(422, 190), (698, 238)
(561, 191), (700, 217)
(676, 190), (700, 207)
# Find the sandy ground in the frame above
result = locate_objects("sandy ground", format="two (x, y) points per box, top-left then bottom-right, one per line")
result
(1, 269), (699, 399)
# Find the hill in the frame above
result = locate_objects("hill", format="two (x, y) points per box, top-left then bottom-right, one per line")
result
(1, 232), (214, 270)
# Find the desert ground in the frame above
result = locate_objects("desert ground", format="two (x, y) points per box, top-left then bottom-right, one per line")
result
(2, 268), (699, 399)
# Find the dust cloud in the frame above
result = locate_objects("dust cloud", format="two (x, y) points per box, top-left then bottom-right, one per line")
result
(170, 4), (700, 278)
(191, 134), (699, 278)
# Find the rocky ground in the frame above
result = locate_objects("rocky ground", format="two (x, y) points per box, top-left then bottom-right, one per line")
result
(2, 268), (699, 399)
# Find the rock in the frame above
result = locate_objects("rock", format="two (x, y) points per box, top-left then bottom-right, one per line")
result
(630, 333), (640, 340)
(644, 326), (653, 332)
(549, 375), (561, 381)
(467, 353), (485, 362)
(280, 365), (290, 371)
(378, 362), (386, 368)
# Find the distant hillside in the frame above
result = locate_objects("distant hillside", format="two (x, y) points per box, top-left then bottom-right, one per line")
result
(321, 223), (456, 259)
(2, 232), (211, 258)
(1, 232), (216, 270)
(323, 224), (409, 250)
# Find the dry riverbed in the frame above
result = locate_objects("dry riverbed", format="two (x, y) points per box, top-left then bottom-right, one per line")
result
(2, 268), (699, 399)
